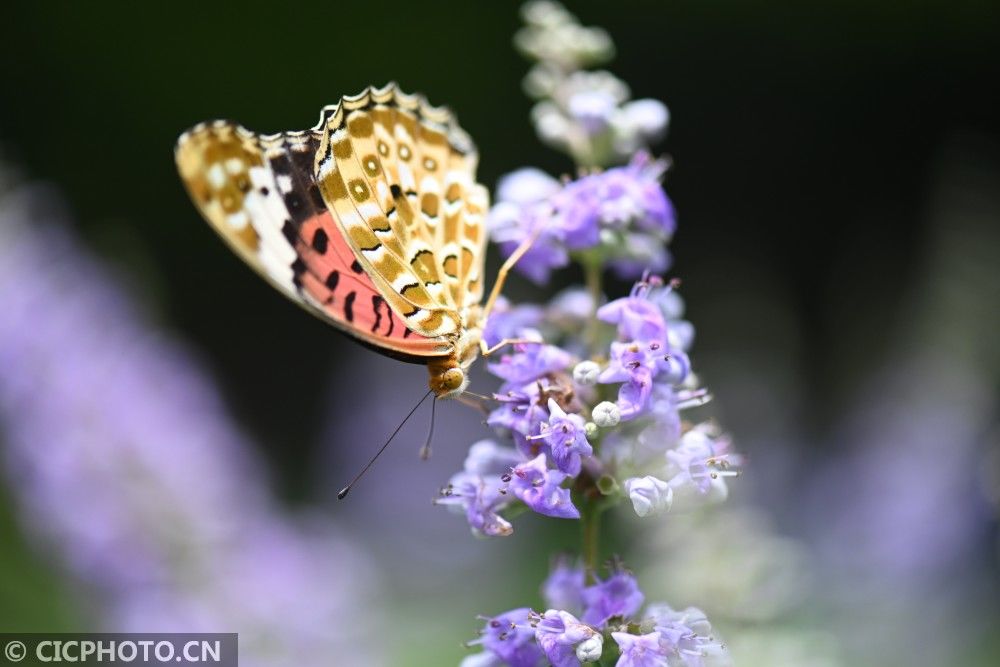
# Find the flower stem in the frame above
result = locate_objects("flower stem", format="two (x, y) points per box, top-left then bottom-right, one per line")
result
(583, 258), (603, 355)
(582, 499), (602, 584)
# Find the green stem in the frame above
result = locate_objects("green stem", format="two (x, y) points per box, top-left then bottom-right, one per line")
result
(579, 256), (606, 583)
(582, 500), (602, 584)
(583, 259), (603, 354)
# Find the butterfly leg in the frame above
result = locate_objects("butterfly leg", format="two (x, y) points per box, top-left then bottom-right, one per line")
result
(454, 391), (494, 415)
(479, 336), (545, 358)
(481, 226), (542, 324)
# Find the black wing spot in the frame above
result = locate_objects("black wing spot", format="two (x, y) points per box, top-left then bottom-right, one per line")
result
(344, 291), (357, 322)
(350, 259), (364, 274)
(290, 258), (307, 288)
(281, 220), (297, 245)
(325, 270), (340, 291)
(312, 228), (329, 254)
(259, 186), (270, 196)
(371, 295), (384, 334)
(389, 184), (403, 199)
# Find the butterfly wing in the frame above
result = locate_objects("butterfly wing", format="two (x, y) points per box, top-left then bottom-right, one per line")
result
(175, 119), (451, 362)
(313, 84), (490, 339)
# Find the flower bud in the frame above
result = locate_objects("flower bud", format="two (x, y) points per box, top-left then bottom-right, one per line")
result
(573, 360), (601, 385)
(623, 475), (672, 517)
(576, 633), (604, 662)
(592, 401), (621, 427)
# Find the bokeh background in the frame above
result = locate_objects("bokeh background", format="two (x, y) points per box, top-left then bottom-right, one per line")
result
(1, 1), (998, 665)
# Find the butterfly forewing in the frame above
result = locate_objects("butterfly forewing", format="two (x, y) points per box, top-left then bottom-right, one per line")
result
(314, 84), (489, 339)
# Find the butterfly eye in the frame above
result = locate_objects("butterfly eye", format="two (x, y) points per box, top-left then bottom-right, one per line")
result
(438, 368), (465, 393)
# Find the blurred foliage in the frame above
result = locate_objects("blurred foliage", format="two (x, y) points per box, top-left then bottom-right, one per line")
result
(0, 482), (80, 630)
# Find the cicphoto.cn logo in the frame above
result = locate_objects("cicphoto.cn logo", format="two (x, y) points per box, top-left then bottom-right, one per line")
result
(0, 634), (237, 666)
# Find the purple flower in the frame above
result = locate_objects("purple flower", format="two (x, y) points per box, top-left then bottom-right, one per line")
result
(535, 609), (596, 667)
(611, 632), (669, 667)
(497, 167), (563, 205)
(663, 429), (739, 510)
(600, 341), (669, 385)
(646, 605), (729, 667)
(598, 290), (669, 343)
(488, 332), (574, 384)
(488, 381), (552, 457)
(507, 454), (580, 519)
(490, 155), (676, 282)
(463, 439), (525, 476)
(482, 296), (546, 349)
(582, 569), (645, 625)
(616, 376), (655, 421)
(489, 169), (569, 284)
(556, 154), (674, 248)
(469, 608), (543, 667)
(552, 181), (602, 249)
(543, 558), (586, 613)
(620, 153), (675, 236)
(437, 442), (525, 537)
(529, 399), (593, 476)
(438, 472), (514, 537)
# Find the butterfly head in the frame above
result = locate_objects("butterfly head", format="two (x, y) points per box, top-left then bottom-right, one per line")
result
(427, 326), (482, 399)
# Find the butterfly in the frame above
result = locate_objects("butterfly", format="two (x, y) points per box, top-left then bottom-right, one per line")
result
(175, 83), (529, 400)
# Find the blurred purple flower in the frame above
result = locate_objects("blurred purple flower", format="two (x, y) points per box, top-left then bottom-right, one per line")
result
(489, 169), (569, 284)
(611, 631), (668, 667)
(489, 155), (675, 283)
(542, 558), (586, 614)
(482, 296), (546, 349)
(581, 569), (645, 625)
(0, 185), (379, 666)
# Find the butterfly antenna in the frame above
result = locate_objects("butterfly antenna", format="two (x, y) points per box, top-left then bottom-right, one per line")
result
(419, 396), (437, 461)
(337, 389), (434, 500)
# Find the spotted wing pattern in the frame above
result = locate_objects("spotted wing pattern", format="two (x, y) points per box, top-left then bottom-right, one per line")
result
(314, 84), (489, 339)
(175, 120), (451, 361)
